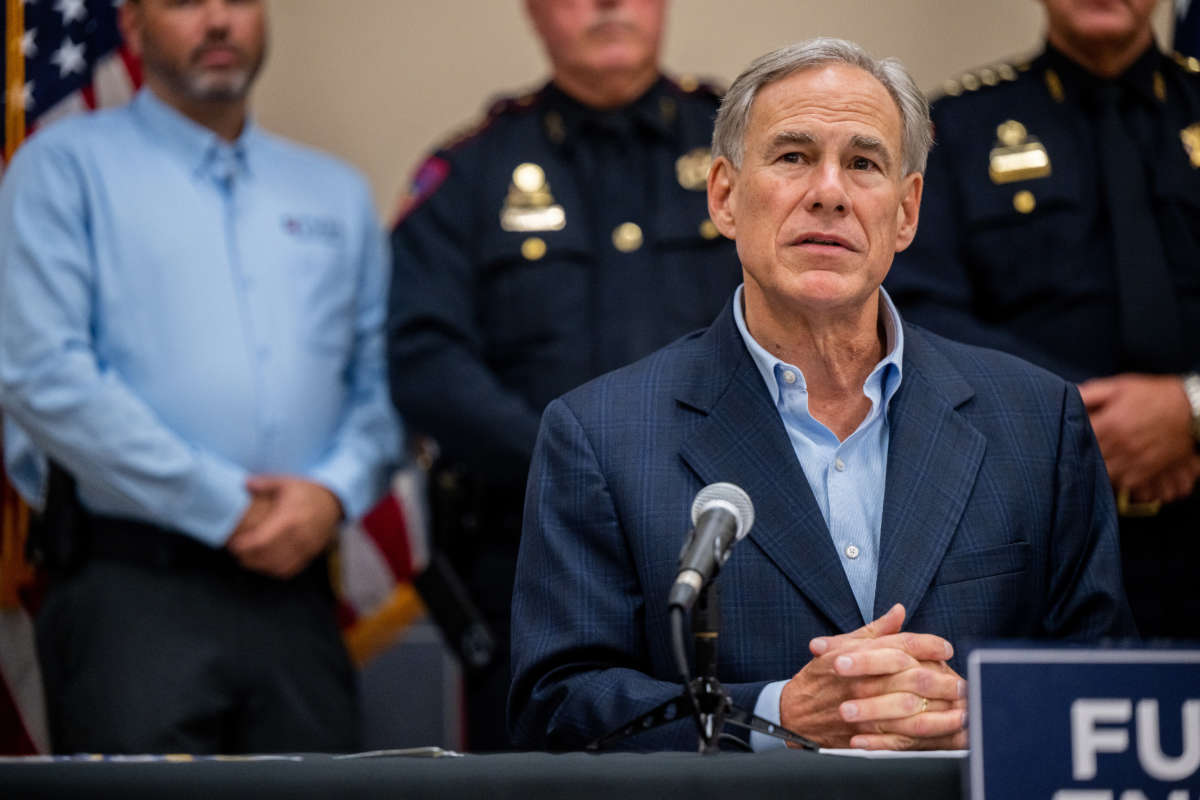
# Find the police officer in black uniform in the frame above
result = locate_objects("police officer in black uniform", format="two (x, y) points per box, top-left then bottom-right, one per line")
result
(886, 0), (1200, 641)
(387, 0), (740, 750)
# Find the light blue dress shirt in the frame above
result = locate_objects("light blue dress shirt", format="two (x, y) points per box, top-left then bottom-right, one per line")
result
(0, 88), (401, 547)
(731, 283), (905, 750)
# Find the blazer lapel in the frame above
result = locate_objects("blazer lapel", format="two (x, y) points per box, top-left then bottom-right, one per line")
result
(874, 326), (986, 619)
(677, 305), (864, 633)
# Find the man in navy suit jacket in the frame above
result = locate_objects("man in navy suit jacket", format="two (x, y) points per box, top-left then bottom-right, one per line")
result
(508, 37), (1136, 753)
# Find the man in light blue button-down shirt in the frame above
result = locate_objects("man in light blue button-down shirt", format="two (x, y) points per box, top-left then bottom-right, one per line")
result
(0, 0), (400, 754)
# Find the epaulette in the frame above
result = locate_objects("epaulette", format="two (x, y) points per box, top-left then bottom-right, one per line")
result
(1170, 51), (1200, 75)
(666, 73), (725, 99)
(436, 86), (544, 152)
(937, 60), (1025, 99)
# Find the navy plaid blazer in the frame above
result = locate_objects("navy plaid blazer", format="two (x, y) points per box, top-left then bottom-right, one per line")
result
(508, 298), (1136, 751)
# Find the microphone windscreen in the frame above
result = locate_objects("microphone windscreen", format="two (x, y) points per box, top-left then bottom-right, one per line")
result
(690, 482), (754, 539)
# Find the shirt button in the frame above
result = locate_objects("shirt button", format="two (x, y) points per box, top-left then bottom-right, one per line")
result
(834, 458), (846, 471)
(845, 544), (860, 559)
(782, 370), (797, 384)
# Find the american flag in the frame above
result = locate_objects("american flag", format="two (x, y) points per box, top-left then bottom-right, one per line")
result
(2, 0), (140, 166)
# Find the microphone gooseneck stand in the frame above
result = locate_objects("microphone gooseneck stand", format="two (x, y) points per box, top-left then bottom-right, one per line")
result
(588, 579), (821, 754)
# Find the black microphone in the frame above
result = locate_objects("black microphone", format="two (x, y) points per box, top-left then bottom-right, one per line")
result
(667, 482), (754, 611)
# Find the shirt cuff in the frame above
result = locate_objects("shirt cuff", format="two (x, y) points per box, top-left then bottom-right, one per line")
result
(178, 456), (251, 547)
(307, 460), (371, 521)
(749, 679), (790, 752)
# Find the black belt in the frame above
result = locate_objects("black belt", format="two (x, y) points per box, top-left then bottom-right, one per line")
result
(83, 512), (238, 572)
(81, 513), (331, 594)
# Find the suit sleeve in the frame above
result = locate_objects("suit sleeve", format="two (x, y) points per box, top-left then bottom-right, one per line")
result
(387, 152), (542, 482)
(509, 396), (768, 751)
(1042, 382), (1138, 638)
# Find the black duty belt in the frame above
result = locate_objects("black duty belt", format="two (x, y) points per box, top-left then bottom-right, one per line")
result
(81, 512), (331, 593)
(84, 513), (238, 572)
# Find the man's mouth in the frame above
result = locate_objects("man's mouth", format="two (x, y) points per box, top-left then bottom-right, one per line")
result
(795, 234), (854, 250)
(194, 47), (240, 68)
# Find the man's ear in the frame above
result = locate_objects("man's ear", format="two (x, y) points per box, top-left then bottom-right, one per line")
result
(118, 1), (144, 58)
(893, 171), (923, 252)
(707, 156), (738, 240)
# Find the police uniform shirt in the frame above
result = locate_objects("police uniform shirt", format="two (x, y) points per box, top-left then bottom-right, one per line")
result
(388, 76), (741, 485)
(886, 43), (1200, 383)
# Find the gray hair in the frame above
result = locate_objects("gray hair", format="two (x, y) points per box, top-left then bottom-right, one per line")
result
(712, 37), (933, 176)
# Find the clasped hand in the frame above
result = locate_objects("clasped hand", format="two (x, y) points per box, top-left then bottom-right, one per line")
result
(225, 475), (344, 578)
(779, 604), (968, 750)
(1079, 373), (1200, 504)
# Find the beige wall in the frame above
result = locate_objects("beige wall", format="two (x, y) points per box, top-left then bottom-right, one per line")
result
(252, 1), (1176, 218)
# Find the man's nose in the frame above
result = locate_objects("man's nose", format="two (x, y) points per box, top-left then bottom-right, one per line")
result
(805, 163), (849, 215)
(203, 0), (234, 33)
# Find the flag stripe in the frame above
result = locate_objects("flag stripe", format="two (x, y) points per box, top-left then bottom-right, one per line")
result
(118, 45), (142, 89)
(0, 479), (31, 609)
(0, 671), (36, 755)
(0, 609), (48, 754)
(360, 493), (416, 581)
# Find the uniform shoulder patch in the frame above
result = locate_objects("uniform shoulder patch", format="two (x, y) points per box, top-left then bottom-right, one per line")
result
(937, 60), (1023, 99)
(392, 155), (451, 225)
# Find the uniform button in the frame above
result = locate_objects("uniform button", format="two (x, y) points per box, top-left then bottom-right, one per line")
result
(845, 544), (860, 559)
(521, 237), (547, 261)
(1013, 190), (1036, 214)
(782, 370), (797, 385)
(699, 219), (719, 240)
(835, 458), (846, 471)
(512, 163), (546, 194)
(612, 222), (643, 252)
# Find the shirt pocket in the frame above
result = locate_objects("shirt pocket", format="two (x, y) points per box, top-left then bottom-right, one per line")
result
(958, 150), (1098, 310)
(475, 225), (593, 352)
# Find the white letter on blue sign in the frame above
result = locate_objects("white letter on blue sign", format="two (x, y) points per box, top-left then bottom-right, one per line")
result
(1072, 699), (1133, 780)
(1135, 699), (1200, 782)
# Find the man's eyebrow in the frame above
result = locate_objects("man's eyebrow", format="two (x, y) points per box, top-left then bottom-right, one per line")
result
(764, 130), (814, 156)
(850, 134), (894, 172)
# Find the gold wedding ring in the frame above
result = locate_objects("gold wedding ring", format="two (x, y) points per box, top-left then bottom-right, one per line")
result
(919, 697), (929, 714)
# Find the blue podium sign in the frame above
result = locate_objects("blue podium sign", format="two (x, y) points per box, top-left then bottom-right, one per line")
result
(968, 648), (1200, 799)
